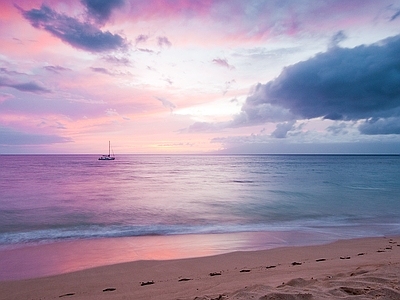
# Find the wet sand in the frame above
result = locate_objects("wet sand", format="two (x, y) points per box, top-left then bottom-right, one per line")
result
(1, 236), (400, 299)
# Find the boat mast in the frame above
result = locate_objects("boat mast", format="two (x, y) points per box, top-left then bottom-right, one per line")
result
(108, 140), (111, 157)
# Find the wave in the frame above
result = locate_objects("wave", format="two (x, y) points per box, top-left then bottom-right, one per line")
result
(2, 218), (400, 247)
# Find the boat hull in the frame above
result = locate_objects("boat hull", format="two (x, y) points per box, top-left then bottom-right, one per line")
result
(98, 156), (115, 160)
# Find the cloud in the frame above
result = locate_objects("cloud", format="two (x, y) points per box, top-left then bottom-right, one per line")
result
(222, 80), (236, 95)
(155, 96), (176, 112)
(0, 127), (72, 145)
(212, 58), (235, 69)
(157, 36), (172, 48)
(327, 122), (349, 135)
(233, 100), (293, 126)
(138, 48), (154, 53)
(183, 34), (400, 137)
(44, 65), (71, 74)
(271, 121), (296, 138)
(237, 34), (400, 133)
(390, 9), (400, 21)
(0, 67), (26, 76)
(0, 76), (51, 93)
(105, 108), (119, 116)
(18, 4), (127, 53)
(102, 55), (131, 65)
(183, 121), (224, 133)
(91, 67), (113, 75)
(211, 129), (269, 146)
(164, 78), (173, 85)
(90, 66), (131, 77)
(329, 30), (347, 49)
(81, 0), (125, 24)
(135, 34), (149, 45)
(9, 82), (51, 93)
(359, 117), (400, 135)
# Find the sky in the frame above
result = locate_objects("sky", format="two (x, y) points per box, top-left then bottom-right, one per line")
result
(1, 0), (400, 154)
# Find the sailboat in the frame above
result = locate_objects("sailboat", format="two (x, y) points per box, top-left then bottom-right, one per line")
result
(98, 141), (115, 160)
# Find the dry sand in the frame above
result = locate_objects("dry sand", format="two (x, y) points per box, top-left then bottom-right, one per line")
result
(1, 236), (400, 299)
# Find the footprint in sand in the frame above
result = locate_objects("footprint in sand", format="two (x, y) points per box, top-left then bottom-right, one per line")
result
(178, 278), (192, 282)
(240, 269), (251, 273)
(266, 265), (276, 269)
(59, 293), (75, 298)
(140, 281), (155, 286)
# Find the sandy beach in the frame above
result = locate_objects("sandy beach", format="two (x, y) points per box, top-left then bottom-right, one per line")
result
(1, 236), (400, 299)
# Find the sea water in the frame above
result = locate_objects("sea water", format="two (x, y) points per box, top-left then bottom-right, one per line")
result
(1, 154), (400, 279)
(1, 154), (400, 247)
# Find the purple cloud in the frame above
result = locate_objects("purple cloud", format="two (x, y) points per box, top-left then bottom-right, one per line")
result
(44, 65), (71, 74)
(81, 0), (125, 24)
(91, 67), (113, 75)
(18, 4), (127, 53)
(0, 77), (50, 94)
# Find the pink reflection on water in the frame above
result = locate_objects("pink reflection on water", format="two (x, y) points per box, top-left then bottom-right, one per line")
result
(0, 231), (334, 281)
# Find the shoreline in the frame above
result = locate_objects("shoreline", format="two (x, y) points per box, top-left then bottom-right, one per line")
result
(1, 236), (400, 299)
(0, 230), (340, 281)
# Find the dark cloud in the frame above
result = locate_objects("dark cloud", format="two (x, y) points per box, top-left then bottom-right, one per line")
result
(81, 0), (125, 24)
(157, 36), (172, 48)
(359, 117), (400, 135)
(18, 4), (127, 53)
(0, 76), (50, 93)
(0, 127), (72, 145)
(238, 34), (400, 134)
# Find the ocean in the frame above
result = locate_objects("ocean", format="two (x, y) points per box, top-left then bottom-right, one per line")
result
(1, 154), (400, 279)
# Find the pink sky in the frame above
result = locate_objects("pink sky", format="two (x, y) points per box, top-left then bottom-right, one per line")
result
(1, 0), (400, 154)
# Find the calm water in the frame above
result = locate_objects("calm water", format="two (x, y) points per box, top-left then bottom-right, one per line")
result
(1, 154), (400, 248)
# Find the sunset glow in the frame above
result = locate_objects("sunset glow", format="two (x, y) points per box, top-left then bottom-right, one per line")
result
(1, 0), (400, 154)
